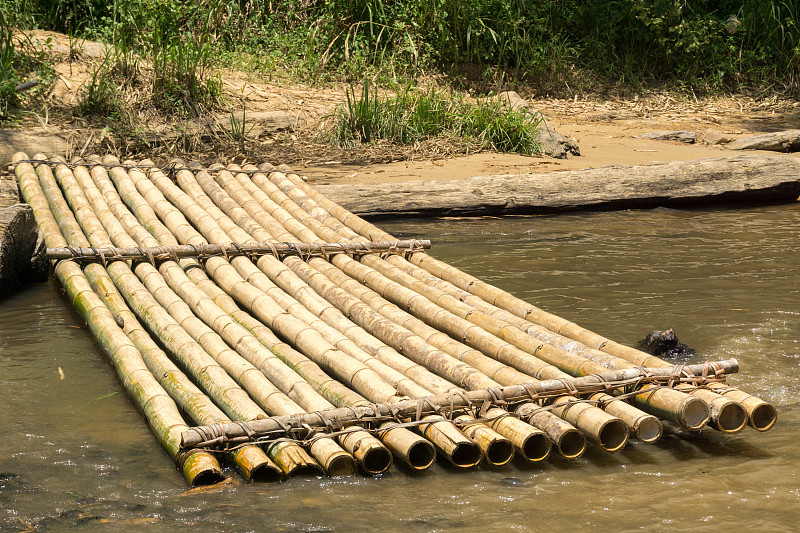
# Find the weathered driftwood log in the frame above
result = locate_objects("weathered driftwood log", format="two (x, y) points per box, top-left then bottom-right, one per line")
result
(181, 359), (740, 449)
(729, 130), (800, 152)
(315, 155), (800, 218)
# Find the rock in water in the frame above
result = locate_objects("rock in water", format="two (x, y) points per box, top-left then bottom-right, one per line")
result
(640, 329), (695, 357)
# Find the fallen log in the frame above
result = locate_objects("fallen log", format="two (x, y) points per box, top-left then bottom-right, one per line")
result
(728, 130), (800, 152)
(316, 155), (800, 218)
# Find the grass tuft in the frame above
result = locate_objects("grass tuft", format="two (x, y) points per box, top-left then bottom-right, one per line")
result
(326, 82), (541, 155)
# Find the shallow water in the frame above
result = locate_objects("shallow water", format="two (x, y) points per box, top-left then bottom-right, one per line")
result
(1, 204), (799, 532)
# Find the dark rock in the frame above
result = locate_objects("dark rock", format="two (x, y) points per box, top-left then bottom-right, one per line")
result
(640, 329), (695, 357)
(701, 129), (733, 145)
(636, 131), (696, 144)
(499, 91), (581, 159)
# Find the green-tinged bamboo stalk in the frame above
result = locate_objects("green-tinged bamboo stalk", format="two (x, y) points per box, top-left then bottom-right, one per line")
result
(81, 158), (356, 477)
(46, 158), (317, 478)
(14, 153), (225, 486)
(279, 166), (778, 433)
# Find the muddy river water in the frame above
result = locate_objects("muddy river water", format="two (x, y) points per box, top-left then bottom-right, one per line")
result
(1, 204), (798, 532)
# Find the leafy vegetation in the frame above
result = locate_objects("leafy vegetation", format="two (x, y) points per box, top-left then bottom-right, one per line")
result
(0, 8), (53, 120)
(326, 82), (541, 155)
(9, 1), (800, 98)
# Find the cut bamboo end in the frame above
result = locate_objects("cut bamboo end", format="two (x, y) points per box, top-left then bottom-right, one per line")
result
(589, 393), (663, 444)
(265, 441), (323, 477)
(180, 451), (226, 487)
(597, 419), (630, 452)
(378, 422), (436, 471)
(550, 397), (629, 453)
(707, 385), (778, 432)
(676, 397), (712, 430)
(632, 416), (664, 444)
(678, 387), (748, 434)
(456, 416), (515, 467)
(339, 429), (393, 475)
(419, 416), (482, 468)
(485, 408), (552, 462)
(517, 405), (586, 460)
(308, 438), (357, 477)
(230, 445), (284, 483)
(748, 402), (779, 432)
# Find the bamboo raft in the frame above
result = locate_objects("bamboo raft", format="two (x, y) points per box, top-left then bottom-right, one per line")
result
(12, 153), (778, 486)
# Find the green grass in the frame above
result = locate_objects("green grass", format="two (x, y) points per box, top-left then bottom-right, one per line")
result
(326, 82), (542, 155)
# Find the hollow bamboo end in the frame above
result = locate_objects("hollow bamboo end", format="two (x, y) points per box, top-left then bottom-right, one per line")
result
(519, 432), (552, 462)
(450, 441), (482, 468)
(749, 403), (778, 432)
(680, 397), (711, 430)
(325, 454), (358, 477)
(249, 461), (285, 483)
(713, 401), (748, 434)
(484, 438), (515, 467)
(597, 419), (629, 453)
(405, 440), (437, 471)
(360, 445), (393, 475)
(633, 416), (663, 444)
(182, 452), (225, 487)
(556, 429), (586, 460)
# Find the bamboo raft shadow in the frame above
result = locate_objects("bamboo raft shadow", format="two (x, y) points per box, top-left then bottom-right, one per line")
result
(12, 154), (778, 486)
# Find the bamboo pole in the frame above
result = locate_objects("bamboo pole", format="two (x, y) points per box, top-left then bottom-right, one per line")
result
(45, 157), (318, 478)
(14, 153), (225, 486)
(45, 239), (430, 262)
(181, 359), (740, 448)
